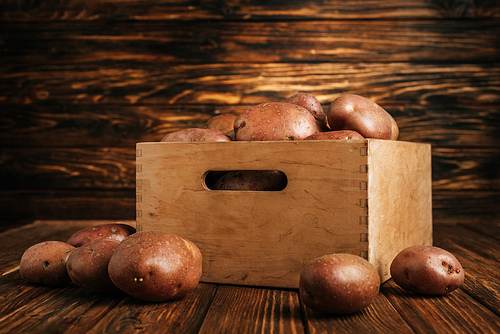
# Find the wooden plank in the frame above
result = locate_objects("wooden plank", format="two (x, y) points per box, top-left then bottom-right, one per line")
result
(1, 0), (499, 21)
(198, 285), (304, 333)
(88, 283), (217, 333)
(0, 282), (122, 333)
(432, 191), (500, 225)
(432, 147), (500, 191)
(301, 290), (415, 334)
(0, 189), (136, 220)
(2, 63), (499, 106)
(1, 104), (498, 148)
(433, 224), (500, 317)
(1, 147), (136, 189)
(2, 20), (499, 64)
(382, 280), (500, 333)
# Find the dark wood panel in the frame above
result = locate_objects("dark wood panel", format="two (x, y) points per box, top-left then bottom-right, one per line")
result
(3, 20), (499, 64)
(1, 104), (498, 148)
(1, 147), (136, 189)
(432, 191), (500, 224)
(2, 63), (499, 106)
(1, 147), (498, 191)
(1, 0), (499, 21)
(0, 190), (136, 220)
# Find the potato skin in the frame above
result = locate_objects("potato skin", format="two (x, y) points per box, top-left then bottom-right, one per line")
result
(234, 102), (321, 141)
(327, 94), (399, 140)
(390, 245), (464, 295)
(304, 130), (364, 141)
(299, 254), (380, 315)
(108, 231), (202, 302)
(212, 170), (287, 191)
(20, 241), (75, 286)
(66, 239), (121, 294)
(205, 114), (238, 134)
(286, 92), (328, 130)
(66, 223), (136, 247)
(160, 128), (231, 142)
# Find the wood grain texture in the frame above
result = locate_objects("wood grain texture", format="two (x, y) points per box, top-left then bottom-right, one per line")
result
(1, 0), (499, 21)
(2, 63), (499, 106)
(0, 220), (499, 332)
(2, 20), (499, 64)
(88, 283), (217, 334)
(0, 189), (136, 220)
(1, 104), (498, 148)
(382, 280), (500, 333)
(199, 285), (304, 333)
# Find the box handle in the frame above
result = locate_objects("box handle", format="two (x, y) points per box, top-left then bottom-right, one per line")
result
(204, 170), (288, 191)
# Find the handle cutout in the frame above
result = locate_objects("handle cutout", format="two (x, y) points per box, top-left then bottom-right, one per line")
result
(204, 170), (288, 191)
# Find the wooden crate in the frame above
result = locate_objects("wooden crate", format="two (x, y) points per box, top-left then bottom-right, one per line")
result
(135, 139), (432, 289)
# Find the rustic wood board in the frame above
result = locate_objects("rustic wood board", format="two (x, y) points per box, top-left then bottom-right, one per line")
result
(0, 220), (499, 333)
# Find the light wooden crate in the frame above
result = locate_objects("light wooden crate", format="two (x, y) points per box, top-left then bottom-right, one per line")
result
(136, 139), (432, 289)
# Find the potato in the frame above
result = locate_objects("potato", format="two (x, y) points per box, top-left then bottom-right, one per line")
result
(160, 128), (231, 142)
(299, 254), (380, 314)
(286, 92), (329, 130)
(234, 102), (321, 141)
(205, 114), (238, 134)
(66, 239), (121, 294)
(390, 245), (464, 295)
(304, 130), (364, 141)
(67, 223), (136, 247)
(327, 94), (399, 140)
(211, 170), (287, 191)
(20, 241), (75, 286)
(108, 231), (202, 302)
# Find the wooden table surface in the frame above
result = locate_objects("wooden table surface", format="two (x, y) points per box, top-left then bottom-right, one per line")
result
(0, 220), (498, 333)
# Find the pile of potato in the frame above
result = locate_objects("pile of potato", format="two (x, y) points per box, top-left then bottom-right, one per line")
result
(161, 93), (399, 191)
(160, 93), (399, 143)
(19, 224), (202, 302)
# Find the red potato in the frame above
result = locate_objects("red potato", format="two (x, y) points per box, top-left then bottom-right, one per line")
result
(212, 170), (287, 191)
(304, 130), (364, 141)
(20, 241), (75, 286)
(390, 245), (464, 295)
(327, 94), (399, 140)
(108, 231), (203, 302)
(67, 223), (136, 247)
(205, 114), (238, 134)
(286, 92), (329, 130)
(66, 239), (121, 294)
(234, 102), (321, 141)
(160, 128), (231, 142)
(299, 254), (380, 315)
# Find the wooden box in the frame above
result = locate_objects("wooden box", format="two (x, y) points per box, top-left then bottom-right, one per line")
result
(135, 139), (432, 289)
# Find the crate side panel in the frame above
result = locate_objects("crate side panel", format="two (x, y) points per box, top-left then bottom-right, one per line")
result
(367, 140), (433, 282)
(136, 141), (369, 288)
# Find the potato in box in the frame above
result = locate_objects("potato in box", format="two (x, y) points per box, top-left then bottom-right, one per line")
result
(135, 139), (432, 289)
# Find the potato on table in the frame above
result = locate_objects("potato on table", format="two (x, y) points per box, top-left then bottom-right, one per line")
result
(299, 253), (380, 314)
(20, 241), (75, 286)
(67, 223), (136, 247)
(66, 239), (121, 294)
(390, 245), (464, 295)
(108, 231), (203, 302)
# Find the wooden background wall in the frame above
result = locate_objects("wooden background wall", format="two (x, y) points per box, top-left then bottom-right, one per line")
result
(1, 0), (499, 227)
